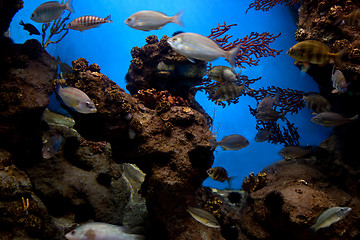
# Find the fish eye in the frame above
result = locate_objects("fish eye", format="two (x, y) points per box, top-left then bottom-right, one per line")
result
(126, 18), (131, 22)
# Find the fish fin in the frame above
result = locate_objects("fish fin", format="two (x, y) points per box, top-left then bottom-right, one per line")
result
(226, 44), (241, 68)
(65, 0), (75, 13)
(227, 176), (235, 188)
(301, 62), (311, 72)
(84, 229), (96, 240)
(351, 115), (359, 121)
(105, 14), (113, 22)
(187, 57), (196, 63)
(334, 49), (347, 69)
(172, 9), (184, 27)
(19, 20), (24, 26)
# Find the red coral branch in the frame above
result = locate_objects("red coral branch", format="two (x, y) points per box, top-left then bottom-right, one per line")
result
(208, 23), (282, 68)
(246, 0), (300, 13)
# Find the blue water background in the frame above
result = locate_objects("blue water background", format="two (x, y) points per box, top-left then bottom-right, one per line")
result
(10, 0), (332, 189)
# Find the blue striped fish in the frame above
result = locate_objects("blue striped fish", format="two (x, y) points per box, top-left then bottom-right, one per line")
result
(67, 15), (112, 31)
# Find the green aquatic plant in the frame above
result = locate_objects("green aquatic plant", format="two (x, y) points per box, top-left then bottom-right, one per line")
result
(41, 4), (71, 50)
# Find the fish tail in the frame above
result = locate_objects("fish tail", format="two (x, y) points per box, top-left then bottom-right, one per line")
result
(310, 224), (319, 232)
(227, 176), (235, 188)
(64, 0), (75, 13)
(226, 45), (241, 68)
(209, 139), (218, 150)
(351, 115), (359, 121)
(172, 10), (184, 27)
(334, 49), (347, 68)
(105, 14), (112, 22)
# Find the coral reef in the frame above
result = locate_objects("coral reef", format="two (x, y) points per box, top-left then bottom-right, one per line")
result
(241, 172), (268, 193)
(246, 0), (301, 13)
(0, 0), (23, 36)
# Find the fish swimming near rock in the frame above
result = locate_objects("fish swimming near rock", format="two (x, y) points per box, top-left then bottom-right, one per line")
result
(310, 207), (351, 232)
(212, 84), (245, 102)
(31, 0), (75, 23)
(279, 146), (311, 159)
(302, 93), (331, 114)
(56, 56), (73, 75)
(210, 134), (249, 151)
(257, 94), (279, 112)
(67, 15), (113, 31)
(207, 167), (233, 185)
(42, 133), (64, 159)
(65, 222), (145, 240)
(286, 40), (345, 69)
(331, 69), (349, 94)
(41, 108), (75, 128)
(254, 129), (272, 142)
(125, 10), (183, 31)
(186, 207), (220, 228)
(55, 84), (97, 114)
(167, 32), (241, 68)
(256, 109), (286, 122)
(206, 66), (239, 82)
(311, 112), (358, 127)
(19, 20), (40, 35)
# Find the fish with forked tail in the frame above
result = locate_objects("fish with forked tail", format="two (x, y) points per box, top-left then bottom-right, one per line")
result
(67, 15), (113, 31)
(31, 0), (75, 23)
(212, 84), (245, 102)
(310, 207), (351, 231)
(311, 112), (358, 127)
(186, 207), (220, 228)
(19, 20), (40, 35)
(210, 134), (249, 151)
(207, 167), (234, 185)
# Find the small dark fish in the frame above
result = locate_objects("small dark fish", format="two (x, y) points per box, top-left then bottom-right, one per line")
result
(207, 167), (233, 185)
(256, 109), (285, 122)
(303, 93), (331, 114)
(55, 84), (97, 114)
(279, 146), (310, 159)
(311, 207), (351, 231)
(186, 207), (220, 228)
(56, 56), (73, 75)
(213, 84), (245, 101)
(42, 133), (64, 159)
(254, 129), (272, 142)
(19, 20), (40, 35)
(31, 0), (75, 23)
(67, 15), (113, 31)
(257, 94), (279, 112)
(210, 134), (249, 151)
(311, 112), (358, 127)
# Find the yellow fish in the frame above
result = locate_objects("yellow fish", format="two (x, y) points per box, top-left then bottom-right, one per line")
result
(287, 40), (345, 69)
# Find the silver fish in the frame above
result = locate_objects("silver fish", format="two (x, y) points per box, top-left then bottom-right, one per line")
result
(256, 109), (285, 122)
(42, 133), (64, 159)
(257, 94), (279, 112)
(331, 69), (349, 94)
(311, 112), (358, 127)
(213, 84), (245, 101)
(67, 15), (113, 31)
(167, 32), (241, 67)
(311, 207), (351, 231)
(65, 222), (145, 240)
(125, 10), (183, 31)
(31, 0), (74, 23)
(302, 93), (331, 114)
(279, 146), (310, 159)
(254, 129), (272, 142)
(55, 84), (97, 114)
(206, 66), (238, 82)
(186, 207), (220, 228)
(210, 134), (249, 151)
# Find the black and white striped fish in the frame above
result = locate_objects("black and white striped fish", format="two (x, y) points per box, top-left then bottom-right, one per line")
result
(207, 167), (233, 185)
(67, 15), (112, 31)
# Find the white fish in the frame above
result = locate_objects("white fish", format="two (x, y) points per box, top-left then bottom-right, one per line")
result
(65, 222), (145, 240)
(167, 32), (241, 68)
(31, 0), (74, 23)
(311, 207), (351, 231)
(67, 15), (113, 31)
(55, 84), (97, 114)
(186, 207), (220, 228)
(125, 10), (183, 31)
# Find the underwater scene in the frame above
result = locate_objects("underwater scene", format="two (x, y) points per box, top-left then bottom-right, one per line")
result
(0, 0), (360, 239)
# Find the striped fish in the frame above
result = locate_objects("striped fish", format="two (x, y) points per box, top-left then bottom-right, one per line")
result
(67, 15), (112, 31)
(343, 9), (360, 26)
(207, 167), (233, 185)
(213, 84), (244, 102)
(286, 40), (345, 68)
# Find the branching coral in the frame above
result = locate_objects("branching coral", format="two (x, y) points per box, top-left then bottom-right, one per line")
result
(208, 23), (282, 68)
(246, 0), (301, 13)
(41, 11), (70, 50)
